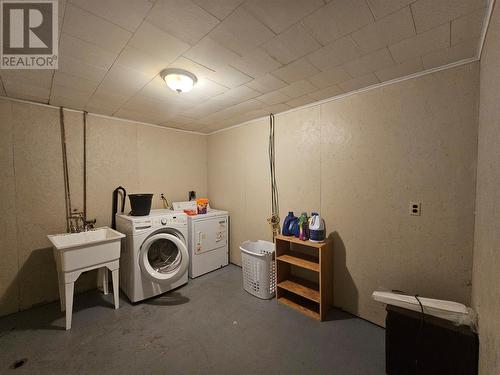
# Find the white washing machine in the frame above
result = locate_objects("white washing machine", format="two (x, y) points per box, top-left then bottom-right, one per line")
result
(187, 209), (229, 278)
(115, 210), (189, 303)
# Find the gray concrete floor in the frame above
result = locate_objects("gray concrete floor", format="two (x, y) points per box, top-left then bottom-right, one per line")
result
(0, 265), (385, 374)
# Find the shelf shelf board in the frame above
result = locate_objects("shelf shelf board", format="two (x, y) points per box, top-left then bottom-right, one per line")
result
(275, 234), (330, 248)
(277, 296), (320, 320)
(276, 254), (319, 272)
(278, 278), (320, 303)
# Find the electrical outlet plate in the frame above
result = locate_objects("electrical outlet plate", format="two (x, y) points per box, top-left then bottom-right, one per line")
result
(409, 202), (421, 216)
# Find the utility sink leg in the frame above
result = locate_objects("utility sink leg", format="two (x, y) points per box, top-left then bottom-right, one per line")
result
(57, 277), (65, 312)
(64, 282), (74, 330)
(111, 269), (119, 309)
(100, 268), (109, 295)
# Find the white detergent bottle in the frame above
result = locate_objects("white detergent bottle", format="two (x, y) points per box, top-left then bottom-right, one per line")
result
(308, 212), (325, 242)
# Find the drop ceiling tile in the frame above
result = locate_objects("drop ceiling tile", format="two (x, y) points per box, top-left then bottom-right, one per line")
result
(184, 85), (259, 119)
(389, 23), (450, 63)
(183, 37), (240, 70)
(422, 38), (478, 69)
(60, 33), (117, 70)
(182, 100), (227, 119)
(114, 108), (170, 124)
(166, 114), (198, 126)
(230, 48), (282, 78)
(303, 0), (374, 46)
(202, 99), (265, 123)
(256, 90), (290, 105)
(2, 81), (50, 103)
(307, 36), (361, 71)
(147, 0), (220, 45)
(451, 7), (485, 45)
(63, 5), (132, 54)
(286, 95), (317, 107)
(192, 0), (244, 20)
(245, 74), (288, 93)
(243, 0), (324, 34)
(0, 70), (53, 88)
(58, 54), (108, 82)
(124, 94), (185, 114)
(129, 22), (190, 63)
(271, 58), (319, 83)
(209, 7), (275, 55)
(86, 89), (131, 114)
(263, 23), (322, 64)
(52, 71), (100, 94)
(98, 64), (153, 96)
(159, 121), (191, 130)
(411, 0), (485, 33)
(210, 85), (261, 106)
(115, 46), (168, 76)
(163, 119), (205, 132)
(278, 79), (317, 98)
(342, 48), (394, 77)
(351, 7), (416, 53)
(50, 84), (93, 109)
(210, 65), (253, 88)
(69, 0), (153, 32)
(366, 0), (414, 19)
(187, 78), (228, 99)
(374, 57), (424, 82)
(338, 73), (379, 92)
(308, 66), (351, 89)
(308, 85), (344, 101)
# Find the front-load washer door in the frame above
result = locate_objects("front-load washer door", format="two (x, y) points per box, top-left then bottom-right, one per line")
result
(139, 233), (188, 284)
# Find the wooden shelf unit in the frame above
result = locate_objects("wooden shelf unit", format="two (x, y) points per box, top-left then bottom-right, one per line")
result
(275, 234), (333, 321)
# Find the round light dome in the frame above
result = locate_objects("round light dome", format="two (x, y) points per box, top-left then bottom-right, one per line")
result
(160, 69), (197, 93)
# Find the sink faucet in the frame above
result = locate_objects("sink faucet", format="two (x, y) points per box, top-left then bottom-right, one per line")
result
(69, 211), (96, 233)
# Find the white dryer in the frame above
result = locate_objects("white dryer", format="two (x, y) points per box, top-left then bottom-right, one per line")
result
(187, 209), (229, 278)
(115, 210), (189, 302)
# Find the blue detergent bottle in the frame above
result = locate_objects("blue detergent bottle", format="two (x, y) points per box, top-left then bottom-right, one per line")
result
(282, 212), (298, 236)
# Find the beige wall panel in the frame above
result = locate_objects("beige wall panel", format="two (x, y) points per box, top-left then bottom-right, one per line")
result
(320, 64), (478, 325)
(64, 110), (84, 213)
(0, 100), (19, 316)
(275, 107), (321, 222)
(472, 3), (500, 374)
(12, 103), (67, 310)
(238, 120), (273, 247)
(136, 125), (207, 208)
(86, 115), (139, 226)
(207, 126), (248, 265)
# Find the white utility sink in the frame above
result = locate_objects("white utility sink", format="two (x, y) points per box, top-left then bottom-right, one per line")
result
(48, 227), (125, 330)
(48, 227), (125, 272)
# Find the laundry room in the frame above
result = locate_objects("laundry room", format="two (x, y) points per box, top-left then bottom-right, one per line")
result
(0, 0), (499, 374)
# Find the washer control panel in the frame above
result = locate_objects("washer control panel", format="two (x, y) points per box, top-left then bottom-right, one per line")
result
(153, 214), (187, 226)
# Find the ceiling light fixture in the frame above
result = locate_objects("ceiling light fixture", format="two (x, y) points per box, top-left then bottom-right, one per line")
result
(160, 68), (197, 93)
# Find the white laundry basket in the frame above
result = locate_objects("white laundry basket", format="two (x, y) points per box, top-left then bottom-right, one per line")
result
(240, 240), (276, 299)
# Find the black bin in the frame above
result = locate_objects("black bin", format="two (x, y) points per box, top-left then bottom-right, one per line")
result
(129, 194), (153, 216)
(386, 305), (478, 375)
